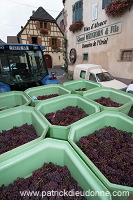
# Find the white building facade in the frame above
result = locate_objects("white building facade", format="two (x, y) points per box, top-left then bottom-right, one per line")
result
(63, 0), (133, 81)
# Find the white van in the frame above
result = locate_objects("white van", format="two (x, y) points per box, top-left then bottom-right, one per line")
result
(73, 64), (127, 90)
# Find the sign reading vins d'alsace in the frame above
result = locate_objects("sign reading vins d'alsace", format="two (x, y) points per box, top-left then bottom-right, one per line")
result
(76, 22), (122, 48)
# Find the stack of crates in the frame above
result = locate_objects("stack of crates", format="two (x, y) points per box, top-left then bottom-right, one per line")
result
(0, 80), (133, 200)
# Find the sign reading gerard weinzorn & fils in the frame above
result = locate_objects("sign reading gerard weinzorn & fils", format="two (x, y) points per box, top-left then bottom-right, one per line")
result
(76, 22), (122, 48)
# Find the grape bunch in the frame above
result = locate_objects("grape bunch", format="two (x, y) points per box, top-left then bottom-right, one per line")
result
(45, 106), (88, 126)
(94, 97), (123, 107)
(37, 94), (59, 100)
(0, 123), (38, 155)
(0, 162), (86, 200)
(77, 126), (133, 186)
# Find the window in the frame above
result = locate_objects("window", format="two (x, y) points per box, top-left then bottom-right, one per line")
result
(44, 23), (47, 29)
(72, 0), (83, 22)
(30, 37), (41, 46)
(32, 37), (37, 44)
(89, 73), (97, 82)
(83, 53), (88, 61)
(120, 49), (133, 62)
(49, 38), (60, 49)
(52, 38), (57, 46)
(96, 72), (114, 82)
(40, 22), (43, 28)
(38, 22), (48, 29)
(92, 3), (98, 21)
(102, 0), (111, 9)
(80, 70), (86, 79)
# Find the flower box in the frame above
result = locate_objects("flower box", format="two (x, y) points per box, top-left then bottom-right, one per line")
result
(105, 0), (133, 17)
(69, 20), (84, 33)
(40, 28), (48, 35)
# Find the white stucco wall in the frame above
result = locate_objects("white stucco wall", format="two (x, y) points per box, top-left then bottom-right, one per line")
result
(64, 0), (133, 79)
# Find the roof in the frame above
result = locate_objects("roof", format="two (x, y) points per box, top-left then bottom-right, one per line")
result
(0, 39), (5, 43)
(75, 64), (102, 71)
(90, 68), (107, 74)
(56, 9), (64, 20)
(7, 36), (19, 43)
(0, 43), (46, 50)
(30, 7), (56, 22)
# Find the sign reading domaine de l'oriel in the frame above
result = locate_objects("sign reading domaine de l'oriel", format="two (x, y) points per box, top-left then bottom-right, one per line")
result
(77, 21), (122, 48)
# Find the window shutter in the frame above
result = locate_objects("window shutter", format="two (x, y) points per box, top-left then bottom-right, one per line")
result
(49, 38), (52, 47)
(36, 21), (40, 29)
(37, 37), (42, 46)
(78, 0), (83, 21)
(73, 0), (83, 22)
(75, 2), (79, 22)
(28, 36), (32, 44)
(92, 3), (98, 21)
(102, 0), (111, 9)
(57, 39), (61, 47)
(72, 4), (76, 23)
(47, 22), (51, 31)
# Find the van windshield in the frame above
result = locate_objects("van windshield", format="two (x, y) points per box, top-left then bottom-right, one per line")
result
(0, 49), (47, 85)
(96, 72), (114, 82)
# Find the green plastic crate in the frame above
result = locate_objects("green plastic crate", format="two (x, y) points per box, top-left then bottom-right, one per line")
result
(0, 106), (49, 161)
(0, 91), (31, 111)
(0, 138), (111, 200)
(83, 87), (133, 115)
(25, 84), (72, 106)
(68, 111), (133, 200)
(63, 79), (101, 96)
(35, 94), (100, 140)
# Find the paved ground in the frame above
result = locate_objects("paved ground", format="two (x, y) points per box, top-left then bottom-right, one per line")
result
(48, 67), (71, 84)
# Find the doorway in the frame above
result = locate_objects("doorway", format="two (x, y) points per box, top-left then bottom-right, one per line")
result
(44, 54), (52, 68)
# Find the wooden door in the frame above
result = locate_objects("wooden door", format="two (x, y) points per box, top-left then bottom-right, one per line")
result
(44, 54), (52, 68)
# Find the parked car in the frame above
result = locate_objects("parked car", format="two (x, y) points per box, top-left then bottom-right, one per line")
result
(73, 64), (127, 90)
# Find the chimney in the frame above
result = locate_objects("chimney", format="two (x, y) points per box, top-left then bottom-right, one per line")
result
(32, 10), (35, 15)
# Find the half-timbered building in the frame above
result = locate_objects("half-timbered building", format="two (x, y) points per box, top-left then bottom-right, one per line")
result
(17, 7), (64, 68)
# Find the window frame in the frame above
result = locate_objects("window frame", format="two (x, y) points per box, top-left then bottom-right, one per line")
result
(102, 0), (111, 9)
(83, 53), (88, 61)
(120, 49), (133, 62)
(80, 70), (86, 79)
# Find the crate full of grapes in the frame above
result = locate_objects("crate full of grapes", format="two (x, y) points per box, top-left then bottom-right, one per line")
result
(35, 94), (100, 140)
(25, 84), (72, 106)
(83, 87), (133, 115)
(0, 106), (49, 161)
(0, 138), (112, 200)
(63, 79), (101, 96)
(68, 111), (133, 200)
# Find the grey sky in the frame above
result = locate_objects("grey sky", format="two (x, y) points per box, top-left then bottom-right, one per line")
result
(0, 0), (63, 42)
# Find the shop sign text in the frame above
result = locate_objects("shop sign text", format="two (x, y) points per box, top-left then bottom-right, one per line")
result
(77, 22), (122, 44)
